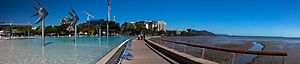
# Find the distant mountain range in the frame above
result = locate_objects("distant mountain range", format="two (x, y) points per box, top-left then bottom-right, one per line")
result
(191, 30), (216, 36)
(183, 29), (299, 38)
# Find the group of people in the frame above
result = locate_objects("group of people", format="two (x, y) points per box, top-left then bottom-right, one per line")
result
(137, 33), (145, 40)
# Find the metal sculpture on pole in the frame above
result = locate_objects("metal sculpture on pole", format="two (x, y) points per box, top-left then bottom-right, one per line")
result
(66, 8), (79, 39)
(32, 0), (48, 46)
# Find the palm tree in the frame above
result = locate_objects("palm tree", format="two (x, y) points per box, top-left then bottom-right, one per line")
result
(121, 22), (137, 35)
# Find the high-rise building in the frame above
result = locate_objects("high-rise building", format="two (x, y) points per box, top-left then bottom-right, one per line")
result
(145, 20), (166, 31)
(123, 20), (167, 31)
(157, 21), (166, 31)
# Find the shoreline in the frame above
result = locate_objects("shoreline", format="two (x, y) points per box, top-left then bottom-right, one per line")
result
(150, 36), (291, 64)
(150, 37), (254, 64)
(0, 37), (35, 40)
(251, 41), (294, 64)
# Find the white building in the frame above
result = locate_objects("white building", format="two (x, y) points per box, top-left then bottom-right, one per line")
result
(142, 20), (167, 31)
(122, 20), (167, 32)
(0, 30), (4, 35)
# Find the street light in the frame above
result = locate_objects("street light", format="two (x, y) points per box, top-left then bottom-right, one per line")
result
(107, 0), (111, 37)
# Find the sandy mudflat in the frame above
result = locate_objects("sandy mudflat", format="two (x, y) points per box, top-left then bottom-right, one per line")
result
(251, 41), (298, 64)
(150, 36), (294, 64)
(150, 36), (254, 64)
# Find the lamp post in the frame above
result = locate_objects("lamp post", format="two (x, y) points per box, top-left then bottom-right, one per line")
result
(83, 11), (99, 37)
(99, 22), (101, 37)
(107, 0), (110, 37)
(27, 21), (30, 37)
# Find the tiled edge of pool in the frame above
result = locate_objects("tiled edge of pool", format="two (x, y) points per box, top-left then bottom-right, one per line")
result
(96, 38), (132, 64)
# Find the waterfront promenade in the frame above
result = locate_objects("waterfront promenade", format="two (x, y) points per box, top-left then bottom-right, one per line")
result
(122, 39), (170, 64)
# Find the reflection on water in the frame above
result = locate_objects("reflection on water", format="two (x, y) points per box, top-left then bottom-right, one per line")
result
(234, 42), (264, 64)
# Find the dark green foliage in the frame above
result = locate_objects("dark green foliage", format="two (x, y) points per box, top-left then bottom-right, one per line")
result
(0, 22), (5, 24)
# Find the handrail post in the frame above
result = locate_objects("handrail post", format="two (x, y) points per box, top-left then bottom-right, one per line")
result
(232, 53), (235, 64)
(164, 41), (167, 47)
(282, 56), (285, 64)
(201, 48), (205, 58)
(183, 45), (187, 52)
(172, 43), (175, 49)
(163, 41), (168, 47)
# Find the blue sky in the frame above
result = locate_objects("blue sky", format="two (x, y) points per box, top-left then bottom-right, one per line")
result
(0, 0), (300, 37)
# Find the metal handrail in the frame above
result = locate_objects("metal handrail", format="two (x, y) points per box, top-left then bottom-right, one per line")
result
(157, 38), (287, 56)
(97, 39), (132, 64)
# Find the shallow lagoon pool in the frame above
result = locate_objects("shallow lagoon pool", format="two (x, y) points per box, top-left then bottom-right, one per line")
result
(0, 36), (129, 64)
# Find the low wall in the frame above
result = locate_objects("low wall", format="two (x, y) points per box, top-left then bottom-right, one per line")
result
(97, 39), (131, 64)
(145, 38), (217, 64)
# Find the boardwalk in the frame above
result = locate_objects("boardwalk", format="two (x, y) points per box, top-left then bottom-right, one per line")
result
(122, 39), (170, 64)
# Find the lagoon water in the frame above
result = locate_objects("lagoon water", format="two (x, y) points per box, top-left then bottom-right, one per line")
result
(0, 36), (128, 64)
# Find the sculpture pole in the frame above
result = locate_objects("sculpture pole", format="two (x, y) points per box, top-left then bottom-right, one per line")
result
(75, 25), (77, 39)
(66, 8), (79, 41)
(42, 20), (45, 47)
(32, 0), (48, 47)
(99, 23), (101, 37)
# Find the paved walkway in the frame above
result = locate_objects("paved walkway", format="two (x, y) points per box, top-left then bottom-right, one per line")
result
(122, 39), (170, 64)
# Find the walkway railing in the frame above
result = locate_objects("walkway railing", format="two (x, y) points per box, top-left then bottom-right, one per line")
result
(97, 39), (132, 64)
(152, 38), (287, 64)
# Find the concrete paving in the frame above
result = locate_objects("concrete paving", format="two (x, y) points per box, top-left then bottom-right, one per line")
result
(122, 39), (170, 64)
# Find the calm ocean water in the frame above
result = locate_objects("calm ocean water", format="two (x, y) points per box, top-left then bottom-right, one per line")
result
(166, 36), (300, 45)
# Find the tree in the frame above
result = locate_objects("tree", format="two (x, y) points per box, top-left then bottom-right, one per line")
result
(58, 24), (69, 35)
(121, 22), (136, 35)
(0, 22), (5, 24)
(81, 19), (121, 35)
(0, 26), (4, 30)
(45, 25), (59, 35)
(158, 30), (166, 35)
(166, 30), (177, 36)
(135, 23), (146, 35)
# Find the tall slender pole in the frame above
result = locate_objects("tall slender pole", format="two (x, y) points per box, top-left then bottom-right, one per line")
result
(107, 0), (110, 37)
(87, 16), (90, 21)
(10, 21), (12, 39)
(99, 22), (101, 37)
(113, 16), (116, 21)
(75, 25), (77, 39)
(28, 22), (30, 37)
(42, 20), (45, 47)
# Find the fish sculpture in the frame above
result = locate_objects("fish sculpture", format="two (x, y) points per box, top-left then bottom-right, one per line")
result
(66, 8), (79, 31)
(31, 0), (48, 24)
